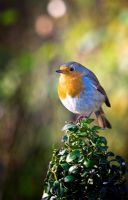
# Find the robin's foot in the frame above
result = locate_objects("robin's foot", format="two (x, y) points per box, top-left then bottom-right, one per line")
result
(76, 112), (93, 123)
(76, 114), (88, 123)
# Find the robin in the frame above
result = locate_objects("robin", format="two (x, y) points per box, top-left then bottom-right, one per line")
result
(56, 61), (111, 129)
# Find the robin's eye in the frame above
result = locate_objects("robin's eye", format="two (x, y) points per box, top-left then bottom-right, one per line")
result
(70, 67), (74, 71)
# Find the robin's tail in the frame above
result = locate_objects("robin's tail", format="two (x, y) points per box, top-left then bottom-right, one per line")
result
(95, 107), (112, 129)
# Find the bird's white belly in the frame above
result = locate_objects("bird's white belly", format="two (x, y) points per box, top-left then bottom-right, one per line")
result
(60, 89), (105, 115)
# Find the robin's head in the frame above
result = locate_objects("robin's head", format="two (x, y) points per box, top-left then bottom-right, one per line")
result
(56, 61), (87, 75)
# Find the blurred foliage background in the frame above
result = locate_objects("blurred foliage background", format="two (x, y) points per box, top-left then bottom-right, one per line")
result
(0, 0), (128, 199)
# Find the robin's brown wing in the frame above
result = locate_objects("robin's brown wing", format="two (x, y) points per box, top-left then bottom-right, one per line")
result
(85, 70), (111, 107)
(97, 84), (111, 107)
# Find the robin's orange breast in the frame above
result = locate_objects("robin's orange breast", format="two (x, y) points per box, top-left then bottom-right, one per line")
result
(58, 72), (84, 99)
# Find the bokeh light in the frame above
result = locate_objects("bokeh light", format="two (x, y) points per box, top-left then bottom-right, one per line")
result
(35, 15), (54, 37)
(47, 0), (67, 18)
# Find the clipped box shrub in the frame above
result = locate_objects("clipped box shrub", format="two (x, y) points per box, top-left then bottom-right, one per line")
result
(42, 119), (128, 200)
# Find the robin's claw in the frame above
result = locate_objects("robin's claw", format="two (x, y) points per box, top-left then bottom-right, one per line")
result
(76, 115), (88, 123)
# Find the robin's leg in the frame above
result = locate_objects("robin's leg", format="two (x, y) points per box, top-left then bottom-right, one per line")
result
(87, 112), (93, 118)
(76, 112), (93, 123)
(76, 114), (87, 122)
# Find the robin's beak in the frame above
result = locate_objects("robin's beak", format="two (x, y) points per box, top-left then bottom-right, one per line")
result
(56, 69), (64, 73)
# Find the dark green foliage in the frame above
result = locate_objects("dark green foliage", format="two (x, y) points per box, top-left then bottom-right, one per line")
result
(43, 119), (128, 200)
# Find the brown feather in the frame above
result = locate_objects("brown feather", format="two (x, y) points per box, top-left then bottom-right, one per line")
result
(97, 85), (111, 107)
(95, 107), (112, 129)
(86, 72), (111, 107)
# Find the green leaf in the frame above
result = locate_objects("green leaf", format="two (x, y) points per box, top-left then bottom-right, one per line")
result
(53, 180), (59, 187)
(49, 196), (57, 199)
(60, 155), (66, 162)
(66, 150), (80, 163)
(99, 159), (108, 165)
(62, 123), (78, 132)
(52, 181), (60, 194)
(79, 127), (88, 132)
(81, 171), (89, 177)
(91, 125), (101, 132)
(60, 163), (70, 171)
(44, 182), (51, 193)
(78, 156), (84, 163)
(62, 135), (68, 142)
(109, 159), (120, 167)
(115, 155), (125, 164)
(42, 192), (49, 199)
(64, 175), (75, 182)
(84, 118), (94, 124)
(77, 131), (87, 136)
(59, 184), (65, 197)
(96, 136), (107, 145)
(97, 146), (108, 152)
(69, 165), (78, 174)
(80, 118), (94, 129)
(83, 159), (96, 168)
(91, 134), (99, 143)
(107, 152), (114, 157)
(58, 149), (66, 156)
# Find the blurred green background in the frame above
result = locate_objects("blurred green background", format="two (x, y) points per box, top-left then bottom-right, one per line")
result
(0, 0), (128, 199)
